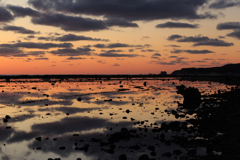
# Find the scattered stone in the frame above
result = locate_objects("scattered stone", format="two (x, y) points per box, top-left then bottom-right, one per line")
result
(126, 109), (131, 113)
(147, 145), (155, 151)
(3, 118), (8, 123)
(119, 154), (127, 160)
(59, 146), (66, 150)
(36, 137), (42, 141)
(139, 154), (150, 160)
(5, 115), (11, 119)
(143, 82), (147, 87)
(162, 152), (172, 157)
(150, 151), (156, 156)
(173, 149), (182, 155)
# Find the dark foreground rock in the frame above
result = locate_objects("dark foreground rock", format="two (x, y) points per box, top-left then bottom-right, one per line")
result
(170, 86), (240, 160)
(176, 85), (201, 109)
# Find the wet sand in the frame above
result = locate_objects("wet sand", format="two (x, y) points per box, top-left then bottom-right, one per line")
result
(0, 76), (239, 160)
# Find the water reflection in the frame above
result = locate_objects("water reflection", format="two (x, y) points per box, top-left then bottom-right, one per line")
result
(0, 78), (233, 159)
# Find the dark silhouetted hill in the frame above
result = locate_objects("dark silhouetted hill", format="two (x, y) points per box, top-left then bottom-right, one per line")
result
(171, 63), (240, 76)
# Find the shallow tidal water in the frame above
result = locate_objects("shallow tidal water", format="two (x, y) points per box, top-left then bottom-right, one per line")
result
(0, 78), (233, 160)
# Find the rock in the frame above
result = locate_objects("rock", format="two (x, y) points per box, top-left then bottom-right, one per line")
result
(150, 151), (156, 156)
(102, 148), (114, 154)
(5, 115), (11, 119)
(173, 150), (182, 155)
(139, 154), (150, 160)
(126, 109), (131, 113)
(59, 146), (66, 150)
(176, 85), (201, 109)
(143, 82), (147, 87)
(77, 97), (82, 101)
(129, 144), (141, 150)
(187, 149), (197, 156)
(35, 137), (42, 141)
(162, 152), (172, 157)
(147, 145), (155, 151)
(119, 154), (127, 160)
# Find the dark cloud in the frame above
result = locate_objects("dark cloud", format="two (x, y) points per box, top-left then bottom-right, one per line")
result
(164, 45), (181, 47)
(27, 35), (35, 39)
(171, 49), (184, 54)
(226, 30), (240, 39)
(156, 61), (177, 65)
(96, 60), (106, 64)
(217, 22), (240, 30)
(98, 50), (139, 57)
(168, 35), (234, 47)
(177, 36), (210, 42)
(191, 60), (207, 63)
(152, 53), (161, 57)
(156, 22), (199, 28)
(167, 34), (183, 41)
(55, 34), (109, 42)
(193, 39), (234, 46)
(142, 36), (150, 39)
(0, 49), (46, 57)
(203, 58), (214, 60)
(38, 36), (53, 41)
(171, 49), (215, 54)
(31, 13), (108, 32)
(106, 43), (133, 48)
(28, 0), (216, 21)
(0, 25), (39, 34)
(209, 0), (240, 9)
(27, 51), (45, 56)
(129, 49), (134, 52)
(34, 57), (49, 60)
(184, 49), (215, 54)
(93, 43), (136, 48)
(0, 42), (73, 49)
(66, 57), (86, 60)
(0, 48), (23, 57)
(6, 5), (40, 17)
(105, 18), (138, 27)
(151, 53), (161, 60)
(112, 63), (120, 66)
(141, 49), (155, 52)
(50, 47), (93, 56)
(0, 6), (14, 22)
(169, 56), (178, 58)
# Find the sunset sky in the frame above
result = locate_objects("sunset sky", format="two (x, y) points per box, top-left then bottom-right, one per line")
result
(0, 0), (240, 75)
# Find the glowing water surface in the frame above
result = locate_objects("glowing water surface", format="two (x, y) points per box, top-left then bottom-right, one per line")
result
(0, 78), (233, 160)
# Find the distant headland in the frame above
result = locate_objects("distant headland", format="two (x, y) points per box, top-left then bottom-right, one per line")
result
(171, 63), (240, 76)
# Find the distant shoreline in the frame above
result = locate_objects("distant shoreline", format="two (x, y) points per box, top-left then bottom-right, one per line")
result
(0, 74), (240, 85)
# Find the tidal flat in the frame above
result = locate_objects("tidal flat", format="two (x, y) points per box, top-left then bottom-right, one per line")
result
(0, 77), (239, 160)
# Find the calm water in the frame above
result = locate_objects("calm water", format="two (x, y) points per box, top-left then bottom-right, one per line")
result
(0, 78), (233, 160)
